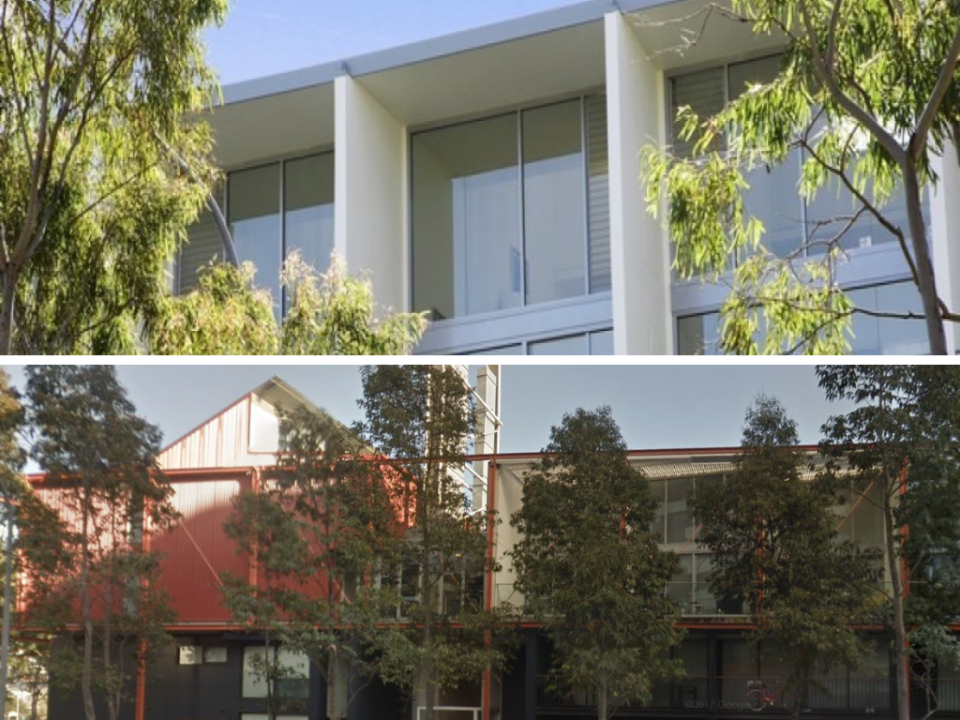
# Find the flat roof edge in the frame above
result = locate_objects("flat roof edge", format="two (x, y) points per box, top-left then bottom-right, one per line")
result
(221, 60), (343, 105)
(219, 0), (690, 106)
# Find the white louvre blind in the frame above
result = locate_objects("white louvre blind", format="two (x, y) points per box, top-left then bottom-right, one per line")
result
(585, 93), (611, 294)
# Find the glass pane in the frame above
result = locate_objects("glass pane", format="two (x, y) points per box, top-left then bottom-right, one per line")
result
(648, 478), (666, 542)
(465, 344), (523, 356)
(742, 151), (803, 258)
(523, 100), (586, 305)
(847, 282), (928, 354)
(693, 555), (715, 613)
(528, 334), (587, 355)
(727, 55), (781, 100)
(229, 165), (282, 314)
(585, 94), (611, 293)
(242, 646), (268, 698)
(667, 553), (693, 609)
(588, 329), (614, 355)
(671, 67), (725, 158)
(412, 115), (520, 319)
(666, 477), (695, 544)
(677, 313), (720, 355)
(284, 153), (335, 277)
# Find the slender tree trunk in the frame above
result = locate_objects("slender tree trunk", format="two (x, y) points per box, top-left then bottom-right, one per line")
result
(903, 157), (947, 354)
(81, 509), (96, 720)
(884, 491), (910, 720)
(0, 266), (18, 355)
(0, 506), (14, 719)
(597, 677), (608, 720)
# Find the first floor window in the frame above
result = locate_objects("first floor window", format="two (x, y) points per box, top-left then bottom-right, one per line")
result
(411, 94), (609, 321)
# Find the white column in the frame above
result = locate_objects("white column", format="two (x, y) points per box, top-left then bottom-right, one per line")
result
(334, 75), (408, 311)
(604, 11), (671, 355)
(929, 142), (960, 354)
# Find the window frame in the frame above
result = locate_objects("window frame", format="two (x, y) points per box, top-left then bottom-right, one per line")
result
(409, 90), (613, 354)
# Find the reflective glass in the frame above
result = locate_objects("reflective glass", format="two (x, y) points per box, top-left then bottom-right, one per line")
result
(284, 154), (335, 276)
(523, 100), (586, 305)
(847, 281), (928, 354)
(666, 477), (695, 544)
(677, 313), (721, 355)
(529, 334), (587, 355)
(412, 115), (520, 319)
(229, 164), (282, 313)
(588, 329), (614, 355)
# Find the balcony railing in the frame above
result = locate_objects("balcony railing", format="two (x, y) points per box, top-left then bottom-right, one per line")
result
(537, 675), (891, 713)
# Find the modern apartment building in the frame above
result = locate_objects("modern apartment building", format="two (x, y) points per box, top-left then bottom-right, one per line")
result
(178, 0), (960, 355)
(36, 375), (960, 720)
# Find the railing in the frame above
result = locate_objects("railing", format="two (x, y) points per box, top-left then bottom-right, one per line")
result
(537, 675), (891, 712)
(416, 706), (481, 720)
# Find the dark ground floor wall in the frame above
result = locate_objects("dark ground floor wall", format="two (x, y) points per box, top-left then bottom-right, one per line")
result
(46, 628), (960, 720)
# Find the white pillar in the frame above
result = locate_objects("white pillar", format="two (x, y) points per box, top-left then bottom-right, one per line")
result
(929, 142), (960, 354)
(334, 75), (408, 311)
(604, 11), (671, 355)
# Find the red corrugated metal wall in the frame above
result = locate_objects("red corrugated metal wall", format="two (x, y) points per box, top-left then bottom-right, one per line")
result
(152, 473), (252, 624)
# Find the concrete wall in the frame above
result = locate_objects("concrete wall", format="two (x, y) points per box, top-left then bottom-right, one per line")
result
(604, 11), (671, 355)
(335, 75), (408, 312)
(930, 142), (960, 354)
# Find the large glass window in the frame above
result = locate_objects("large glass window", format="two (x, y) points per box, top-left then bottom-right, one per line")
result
(677, 280), (927, 354)
(412, 95), (609, 321)
(229, 165), (282, 305)
(210, 153), (334, 317)
(670, 56), (926, 262)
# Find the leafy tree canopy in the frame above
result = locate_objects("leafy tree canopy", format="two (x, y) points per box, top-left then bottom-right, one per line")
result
(693, 395), (876, 719)
(0, 0), (226, 354)
(148, 255), (427, 355)
(355, 366), (512, 720)
(643, 0), (960, 354)
(18, 366), (179, 720)
(510, 407), (682, 720)
(818, 365), (960, 720)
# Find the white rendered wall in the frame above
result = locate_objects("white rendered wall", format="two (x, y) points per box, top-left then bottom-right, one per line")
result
(930, 143), (960, 354)
(604, 12), (671, 355)
(334, 75), (408, 311)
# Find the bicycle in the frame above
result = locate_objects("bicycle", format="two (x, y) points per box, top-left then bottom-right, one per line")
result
(746, 679), (797, 712)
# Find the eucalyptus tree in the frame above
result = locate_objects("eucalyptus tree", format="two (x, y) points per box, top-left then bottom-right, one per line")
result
(643, 0), (960, 353)
(818, 365), (960, 720)
(221, 408), (399, 720)
(0, 0), (225, 353)
(510, 407), (682, 720)
(356, 366), (511, 720)
(17, 366), (179, 720)
(692, 395), (876, 720)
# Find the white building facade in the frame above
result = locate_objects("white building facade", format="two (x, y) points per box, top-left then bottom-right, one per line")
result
(179, 0), (958, 354)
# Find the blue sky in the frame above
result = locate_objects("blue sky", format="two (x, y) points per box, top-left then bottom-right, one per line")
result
(4, 365), (851, 459)
(206, 0), (576, 84)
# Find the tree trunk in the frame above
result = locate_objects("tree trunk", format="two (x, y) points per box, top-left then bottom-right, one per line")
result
(597, 678), (608, 720)
(0, 507), (14, 719)
(327, 652), (345, 720)
(903, 157), (947, 354)
(0, 266), (18, 355)
(884, 491), (910, 720)
(81, 509), (96, 720)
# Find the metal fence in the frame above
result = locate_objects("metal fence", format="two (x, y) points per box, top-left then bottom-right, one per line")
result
(537, 675), (891, 712)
